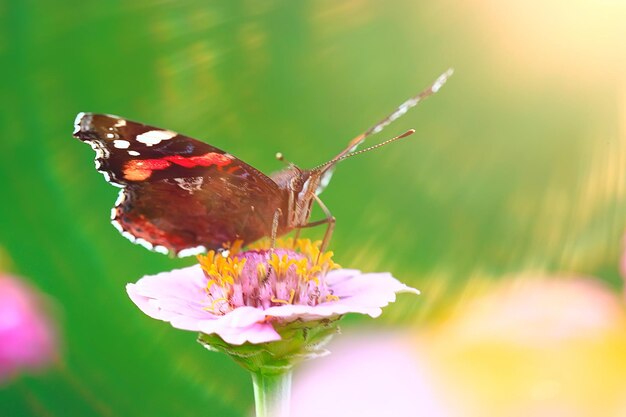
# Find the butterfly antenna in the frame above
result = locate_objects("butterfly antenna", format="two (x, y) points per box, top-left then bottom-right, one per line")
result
(275, 152), (288, 164)
(276, 152), (303, 173)
(333, 68), (453, 162)
(311, 129), (416, 173)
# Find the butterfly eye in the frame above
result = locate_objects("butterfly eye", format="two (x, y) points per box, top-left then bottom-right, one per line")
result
(289, 176), (304, 192)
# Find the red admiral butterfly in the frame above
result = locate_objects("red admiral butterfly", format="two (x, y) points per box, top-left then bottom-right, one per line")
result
(73, 69), (452, 257)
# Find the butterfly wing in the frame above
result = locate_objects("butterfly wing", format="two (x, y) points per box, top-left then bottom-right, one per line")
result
(73, 113), (284, 256)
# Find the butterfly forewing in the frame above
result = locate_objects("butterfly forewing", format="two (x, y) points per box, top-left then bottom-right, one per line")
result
(74, 113), (285, 256)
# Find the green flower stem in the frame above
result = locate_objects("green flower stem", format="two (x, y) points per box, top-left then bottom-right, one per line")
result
(251, 370), (292, 417)
(198, 322), (339, 417)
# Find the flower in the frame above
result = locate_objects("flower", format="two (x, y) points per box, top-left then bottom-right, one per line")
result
(126, 239), (418, 348)
(127, 239), (418, 416)
(0, 274), (59, 384)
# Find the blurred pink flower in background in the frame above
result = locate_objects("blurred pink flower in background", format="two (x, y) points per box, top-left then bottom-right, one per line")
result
(0, 274), (59, 384)
(292, 276), (626, 417)
(291, 332), (449, 417)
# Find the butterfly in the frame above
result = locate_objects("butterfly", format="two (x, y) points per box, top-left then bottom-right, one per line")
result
(73, 69), (452, 257)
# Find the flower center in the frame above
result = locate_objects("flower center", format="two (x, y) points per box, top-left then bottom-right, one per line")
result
(197, 239), (340, 314)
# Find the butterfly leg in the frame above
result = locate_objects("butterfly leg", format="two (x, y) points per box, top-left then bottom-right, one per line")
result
(269, 209), (281, 250)
(259, 208), (282, 281)
(293, 227), (302, 242)
(249, 205), (281, 248)
(297, 194), (336, 254)
(316, 196), (336, 254)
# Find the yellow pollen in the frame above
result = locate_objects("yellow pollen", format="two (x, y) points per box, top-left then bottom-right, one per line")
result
(248, 238), (339, 282)
(270, 290), (295, 305)
(325, 294), (340, 302)
(205, 280), (217, 291)
(268, 253), (297, 278)
(197, 238), (339, 295)
(257, 263), (267, 281)
(197, 250), (246, 290)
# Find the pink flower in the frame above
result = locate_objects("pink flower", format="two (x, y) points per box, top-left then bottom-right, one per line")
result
(0, 275), (58, 384)
(292, 333), (447, 417)
(127, 239), (418, 345)
(292, 277), (626, 417)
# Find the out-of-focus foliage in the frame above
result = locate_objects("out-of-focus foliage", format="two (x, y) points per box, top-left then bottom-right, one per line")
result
(2, 0), (626, 416)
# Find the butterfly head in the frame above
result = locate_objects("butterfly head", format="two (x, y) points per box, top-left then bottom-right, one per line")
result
(271, 164), (309, 193)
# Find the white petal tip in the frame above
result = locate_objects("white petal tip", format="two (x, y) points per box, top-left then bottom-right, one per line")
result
(404, 286), (421, 295)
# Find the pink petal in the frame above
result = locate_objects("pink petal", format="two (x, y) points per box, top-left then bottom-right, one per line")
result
(127, 268), (279, 344)
(264, 270), (419, 321)
(328, 271), (419, 298)
(203, 307), (280, 344)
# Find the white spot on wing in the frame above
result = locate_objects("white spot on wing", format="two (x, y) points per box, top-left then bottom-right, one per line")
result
(101, 172), (124, 188)
(154, 245), (169, 255)
(136, 130), (177, 146)
(113, 140), (130, 149)
(111, 219), (124, 232)
(114, 119), (127, 127)
(73, 112), (86, 135)
(135, 238), (154, 250)
(86, 140), (109, 159)
(128, 150), (140, 156)
(84, 140), (124, 186)
(178, 245), (207, 257)
(114, 190), (126, 207)
(173, 177), (204, 193)
(122, 231), (136, 242)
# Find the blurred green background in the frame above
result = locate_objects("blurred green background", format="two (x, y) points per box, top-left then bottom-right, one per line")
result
(2, 0), (626, 416)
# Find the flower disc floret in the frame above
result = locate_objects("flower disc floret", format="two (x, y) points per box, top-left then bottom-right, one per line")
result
(197, 239), (340, 314)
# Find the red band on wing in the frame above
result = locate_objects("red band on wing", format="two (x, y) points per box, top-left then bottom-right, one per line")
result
(123, 152), (232, 181)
